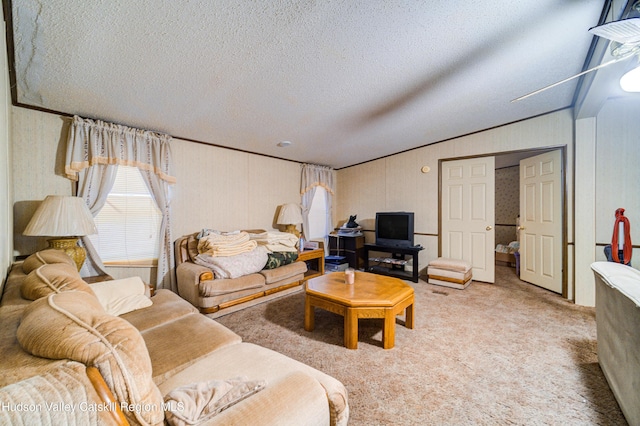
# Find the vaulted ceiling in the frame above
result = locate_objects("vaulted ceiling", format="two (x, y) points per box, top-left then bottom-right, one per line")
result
(6, 1), (626, 168)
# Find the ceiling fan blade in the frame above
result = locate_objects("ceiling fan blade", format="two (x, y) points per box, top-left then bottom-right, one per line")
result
(589, 17), (640, 44)
(511, 57), (627, 102)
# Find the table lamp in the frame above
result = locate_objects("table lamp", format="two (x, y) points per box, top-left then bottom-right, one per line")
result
(277, 203), (303, 237)
(23, 195), (98, 271)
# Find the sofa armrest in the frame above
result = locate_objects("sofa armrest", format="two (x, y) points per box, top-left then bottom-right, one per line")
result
(176, 262), (213, 307)
(202, 371), (330, 425)
(86, 366), (129, 426)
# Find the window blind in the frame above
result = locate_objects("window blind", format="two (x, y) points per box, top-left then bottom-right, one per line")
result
(88, 166), (162, 266)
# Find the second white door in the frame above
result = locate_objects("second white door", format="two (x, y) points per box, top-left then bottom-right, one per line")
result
(519, 150), (563, 294)
(441, 157), (495, 283)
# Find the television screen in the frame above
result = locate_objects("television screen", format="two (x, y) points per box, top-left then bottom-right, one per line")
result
(375, 212), (414, 247)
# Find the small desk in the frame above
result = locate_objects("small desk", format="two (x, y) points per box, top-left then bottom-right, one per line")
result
(363, 243), (423, 283)
(298, 248), (325, 280)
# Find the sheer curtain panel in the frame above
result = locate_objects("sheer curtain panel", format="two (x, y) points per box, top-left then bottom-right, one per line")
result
(65, 115), (177, 291)
(300, 164), (335, 243)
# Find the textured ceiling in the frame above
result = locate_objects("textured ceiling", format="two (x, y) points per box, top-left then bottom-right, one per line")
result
(10, 0), (607, 168)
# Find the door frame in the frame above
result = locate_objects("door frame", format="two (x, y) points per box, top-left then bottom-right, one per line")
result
(438, 146), (568, 298)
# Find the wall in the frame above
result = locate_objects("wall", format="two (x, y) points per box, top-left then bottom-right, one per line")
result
(573, 97), (640, 306)
(11, 108), (302, 283)
(1, 12), (12, 291)
(337, 110), (576, 298)
(594, 97), (640, 256)
(495, 165), (519, 245)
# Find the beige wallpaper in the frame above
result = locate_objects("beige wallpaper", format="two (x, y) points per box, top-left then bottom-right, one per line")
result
(337, 109), (575, 284)
(10, 108), (303, 284)
(595, 98), (640, 248)
(9, 99), (639, 305)
(495, 166), (519, 245)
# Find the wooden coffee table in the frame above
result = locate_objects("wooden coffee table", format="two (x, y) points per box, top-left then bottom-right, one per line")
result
(304, 271), (414, 349)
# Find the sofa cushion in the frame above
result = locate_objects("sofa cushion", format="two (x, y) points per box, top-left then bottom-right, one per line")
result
(121, 289), (198, 332)
(16, 291), (165, 426)
(21, 263), (94, 301)
(0, 361), (115, 426)
(427, 257), (472, 273)
(141, 313), (242, 385)
(157, 342), (349, 426)
(259, 261), (307, 285)
(89, 276), (152, 316)
(200, 273), (264, 297)
(22, 249), (76, 274)
(0, 305), (68, 388)
(0, 264), (30, 307)
(186, 233), (199, 263)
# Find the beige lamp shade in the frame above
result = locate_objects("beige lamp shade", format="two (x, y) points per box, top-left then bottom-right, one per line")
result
(23, 196), (97, 270)
(277, 203), (303, 237)
(24, 196), (97, 236)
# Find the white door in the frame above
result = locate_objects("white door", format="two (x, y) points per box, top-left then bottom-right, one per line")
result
(519, 150), (563, 293)
(441, 157), (495, 283)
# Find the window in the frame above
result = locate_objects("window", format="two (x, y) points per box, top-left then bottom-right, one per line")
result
(307, 187), (328, 240)
(88, 166), (162, 266)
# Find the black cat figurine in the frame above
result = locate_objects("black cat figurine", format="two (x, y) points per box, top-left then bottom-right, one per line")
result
(345, 215), (359, 228)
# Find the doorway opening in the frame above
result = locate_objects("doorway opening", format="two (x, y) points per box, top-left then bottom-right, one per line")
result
(439, 147), (566, 296)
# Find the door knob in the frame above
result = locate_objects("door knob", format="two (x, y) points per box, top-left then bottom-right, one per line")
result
(486, 225), (493, 231)
(518, 226), (525, 231)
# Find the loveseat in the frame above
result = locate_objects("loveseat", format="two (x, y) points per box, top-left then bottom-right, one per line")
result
(0, 249), (349, 425)
(591, 261), (640, 426)
(175, 230), (308, 315)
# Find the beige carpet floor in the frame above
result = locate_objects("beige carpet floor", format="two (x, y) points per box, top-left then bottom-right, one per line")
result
(215, 266), (627, 425)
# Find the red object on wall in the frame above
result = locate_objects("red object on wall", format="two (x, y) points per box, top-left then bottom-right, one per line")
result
(611, 208), (632, 265)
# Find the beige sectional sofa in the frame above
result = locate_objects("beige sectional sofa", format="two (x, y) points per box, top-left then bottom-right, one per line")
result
(0, 249), (349, 425)
(175, 231), (308, 315)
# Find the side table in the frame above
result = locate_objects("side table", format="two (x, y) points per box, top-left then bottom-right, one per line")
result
(297, 248), (325, 280)
(83, 274), (114, 284)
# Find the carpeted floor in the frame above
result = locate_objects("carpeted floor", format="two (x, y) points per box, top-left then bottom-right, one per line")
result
(215, 266), (627, 425)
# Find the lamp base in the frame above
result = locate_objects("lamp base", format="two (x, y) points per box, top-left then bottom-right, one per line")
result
(48, 238), (86, 271)
(283, 224), (301, 238)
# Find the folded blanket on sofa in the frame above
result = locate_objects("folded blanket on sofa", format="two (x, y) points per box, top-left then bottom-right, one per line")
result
(164, 376), (266, 426)
(195, 246), (269, 279)
(197, 231), (258, 257)
(248, 231), (299, 253)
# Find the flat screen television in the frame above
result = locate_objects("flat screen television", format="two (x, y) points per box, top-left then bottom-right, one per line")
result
(375, 212), (415, 247)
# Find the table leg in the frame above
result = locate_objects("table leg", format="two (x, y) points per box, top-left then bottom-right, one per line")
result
(344, 308), (358, 349)
(382, 309), (396, 349)
(405, 302), (414, 329)
(304, 297), (315, 332)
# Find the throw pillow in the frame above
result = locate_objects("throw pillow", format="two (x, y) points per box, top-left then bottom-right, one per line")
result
(17, 291), (165, 426)
(21, 263), (95, 301)
(263, 251), (299, 270)
(22, 249), (76, 274)
(89, 276), (152, 316)
(164, 377), (266, 426)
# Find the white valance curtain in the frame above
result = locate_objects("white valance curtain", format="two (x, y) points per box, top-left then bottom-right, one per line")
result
(64, 115), (177, 292)
(300, 163), (335, 242)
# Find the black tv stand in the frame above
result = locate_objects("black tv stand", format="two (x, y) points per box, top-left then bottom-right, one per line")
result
(363, 243), (424, 283)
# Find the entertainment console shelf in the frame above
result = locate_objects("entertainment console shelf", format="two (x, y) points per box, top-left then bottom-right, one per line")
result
(363, 243), (423, 283)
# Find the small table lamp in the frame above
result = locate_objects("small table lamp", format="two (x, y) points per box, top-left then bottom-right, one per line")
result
(277, 203), (303, 238)
(23, 195), (98, 271)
